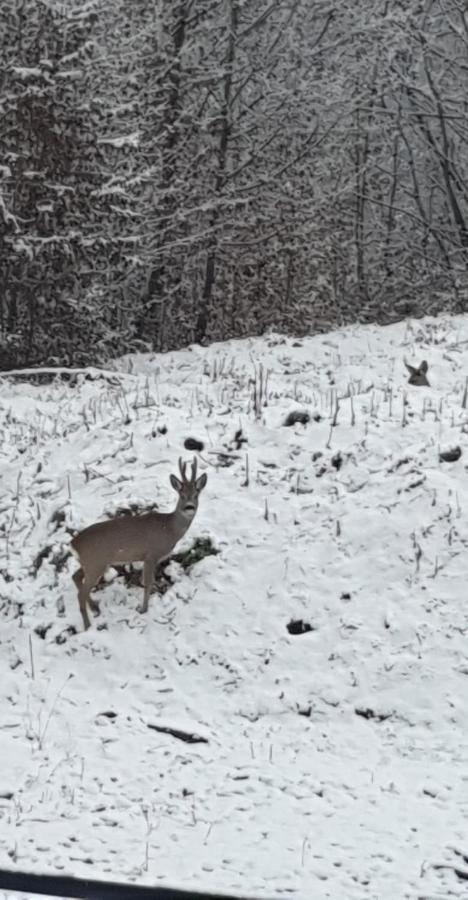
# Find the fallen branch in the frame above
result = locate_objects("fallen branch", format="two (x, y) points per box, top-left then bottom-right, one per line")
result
(147, 723), (209, 744)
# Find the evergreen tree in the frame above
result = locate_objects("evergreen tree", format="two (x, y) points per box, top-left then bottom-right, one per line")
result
(0, 0), (141, 368)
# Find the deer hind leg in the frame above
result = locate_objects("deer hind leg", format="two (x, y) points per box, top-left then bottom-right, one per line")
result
(72, 567), (89, 630)
(74, 566), (103, 630)
(138, 558), (156, 614)
(73, 566), (101, 616)
(76, 579), (91, 631)
(72, 568), (83, 590)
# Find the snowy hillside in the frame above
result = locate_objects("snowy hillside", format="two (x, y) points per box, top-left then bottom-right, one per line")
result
(1, 316), (468, 899)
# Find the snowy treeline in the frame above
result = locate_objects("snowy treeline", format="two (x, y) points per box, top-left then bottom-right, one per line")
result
(1, 0), (468, 368)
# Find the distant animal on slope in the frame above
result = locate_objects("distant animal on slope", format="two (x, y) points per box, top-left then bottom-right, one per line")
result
(404, 359), (429, 386)
(71, 458), (207, 630)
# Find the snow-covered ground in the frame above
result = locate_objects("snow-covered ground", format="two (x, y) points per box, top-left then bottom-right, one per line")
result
(1, 315), (468, 899)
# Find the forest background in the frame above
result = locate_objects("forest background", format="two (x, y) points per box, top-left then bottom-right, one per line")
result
(1, 0), (467, 369)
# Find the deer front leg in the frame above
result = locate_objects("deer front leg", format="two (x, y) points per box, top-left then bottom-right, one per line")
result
(88, 598), (101, 616)
(139, 558), (156, 614)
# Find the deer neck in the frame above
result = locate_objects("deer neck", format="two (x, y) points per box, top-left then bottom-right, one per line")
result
(172, 501), (195, 536)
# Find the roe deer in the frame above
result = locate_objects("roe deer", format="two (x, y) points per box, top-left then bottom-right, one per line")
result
(71, 458), (207, 630)
(404, 359), (429, 386)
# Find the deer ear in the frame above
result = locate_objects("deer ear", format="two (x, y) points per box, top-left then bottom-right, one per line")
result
(196, 473), (207, 491)
(170, 474), (183, 492)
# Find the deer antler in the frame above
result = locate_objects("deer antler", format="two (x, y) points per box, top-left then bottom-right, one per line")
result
(178, 457), (187, 481)
(190, 457), (198, 483)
